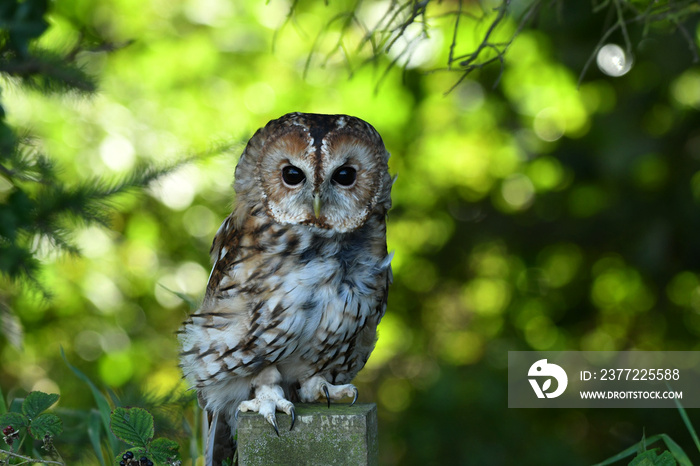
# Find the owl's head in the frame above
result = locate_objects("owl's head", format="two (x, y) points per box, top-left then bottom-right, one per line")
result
(234, 113), (392, 233)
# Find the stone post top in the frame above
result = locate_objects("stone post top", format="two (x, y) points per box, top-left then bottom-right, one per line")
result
(237, 403), (379, 466)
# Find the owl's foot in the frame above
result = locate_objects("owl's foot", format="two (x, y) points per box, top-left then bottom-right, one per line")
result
(298, 375), (359, 407)
(236, 384), (296, 435)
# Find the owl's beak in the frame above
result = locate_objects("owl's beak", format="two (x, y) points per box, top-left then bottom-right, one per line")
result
(313, 192), (322, 219)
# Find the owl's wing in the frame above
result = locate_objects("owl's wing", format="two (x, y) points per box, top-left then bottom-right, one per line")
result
(204, 215), (240, 304)
(188, 212), (309, 383)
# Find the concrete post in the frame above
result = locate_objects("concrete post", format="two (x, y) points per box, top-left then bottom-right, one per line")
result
(236, 403), (378, 466)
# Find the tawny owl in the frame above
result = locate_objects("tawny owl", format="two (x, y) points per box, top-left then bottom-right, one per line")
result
(178, 112), (393, 464)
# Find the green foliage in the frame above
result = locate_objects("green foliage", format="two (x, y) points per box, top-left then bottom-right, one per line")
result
(0, 0), (94, 285)
(0, 0), (93, 93)
(0, 0), (49, 58)
(0, 411), (28, 431)
(0, 390), (62, 464)
(0, 391), (62, 441)
(21, 391), (58, 419)
(111, 407), (180, 466)
(675, 397), (700, 454)
(61, 346), (120, 459)
(0, 386), (181, 466)
(0, 0), (199, 291)
(111, 407), (154, 448)
(593, 404), (700, 466)
(629, 450), (677, 466)
(28, 413), (62, 440)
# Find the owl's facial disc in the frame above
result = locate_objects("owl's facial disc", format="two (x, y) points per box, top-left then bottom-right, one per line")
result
(254, 115), (390, 233)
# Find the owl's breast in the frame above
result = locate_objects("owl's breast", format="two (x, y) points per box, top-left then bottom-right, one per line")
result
(268, 227), (390, 382)
(186, 214), (390, 385)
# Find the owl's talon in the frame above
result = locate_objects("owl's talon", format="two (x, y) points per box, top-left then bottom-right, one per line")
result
(290, 407), (296, 431)
(299, 375), (359, 406)
(267, 414), (280, 437)
(238, 381), (295, 435)
(351, 387), (358, 405)
(322, 384), (331, 408)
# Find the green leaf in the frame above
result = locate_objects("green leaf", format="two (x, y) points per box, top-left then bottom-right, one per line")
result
(594, 434), (666, 466)
(629, 453), (655, 466)
(150, 437), (181, 463)
(88, 410), (107, 466)
(658, 434), (693, 466)
(28, 412), (62, 440)
(21, 391), (58, 419)
(673, 396), (700, 453)
(0, 385), (6, 415)
(0, 411), (29, 430)
(110, 407), (154, 448)
(158, 284), (199, 310)
(61, 347), (119, 453)
(656, 451), (679, 466)
(594, 432), (691, 466)
(629, 449), (677, 466)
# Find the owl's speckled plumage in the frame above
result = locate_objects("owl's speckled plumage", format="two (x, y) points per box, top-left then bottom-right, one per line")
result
(178, 113), (392, 464)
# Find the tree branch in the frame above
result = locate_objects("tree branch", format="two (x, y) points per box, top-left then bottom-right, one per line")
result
(0, 449), (65, 465)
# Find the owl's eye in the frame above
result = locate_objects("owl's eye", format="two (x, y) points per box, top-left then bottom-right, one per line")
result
(332, 166), (357, 186)
(282, 165), (306, 186)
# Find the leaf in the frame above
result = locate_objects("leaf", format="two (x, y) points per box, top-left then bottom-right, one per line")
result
(629, 449), (677, 466)
(28, 413), (63, 440)
(0, 385), (6, 415)
(61, 347), (120, 453)
(658, 433), (693, 466)
(110, 407), (154, 448)
(656, 451), (679, 466)
(592, 434), (690, 466)
(629, 450), (656, 466)
(158, 284), (198, 311)
(88, 410), (107, 466)
(0, 411), (29, 430)
(21, 391), (59, 419)
(593, 434), (665, 466)
(150, 437), (181, 463)
(673, 396), (700, 453)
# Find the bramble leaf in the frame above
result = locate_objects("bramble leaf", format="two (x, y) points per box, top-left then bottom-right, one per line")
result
(151, 437), (181, 463)
(29, 412), (63, 439)
(0, 411), (28, 430)
(22, 391), (59, 419)
(110, 407), (154, 448)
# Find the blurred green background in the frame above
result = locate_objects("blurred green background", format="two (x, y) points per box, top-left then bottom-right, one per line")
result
(2, 0), (700, 464)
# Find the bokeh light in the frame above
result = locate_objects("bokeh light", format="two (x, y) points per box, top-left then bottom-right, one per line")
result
(596, 43), (633, 77)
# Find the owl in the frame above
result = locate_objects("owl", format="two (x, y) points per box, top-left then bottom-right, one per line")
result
(178, 112), (393, 465)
